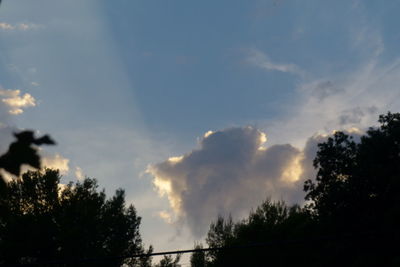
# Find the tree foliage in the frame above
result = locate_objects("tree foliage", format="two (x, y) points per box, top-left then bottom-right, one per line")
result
(190, 244), (206, 267)
(0, 169), (151, 266)
(203, 200), (312, 267)
(155, 254), (181, 267)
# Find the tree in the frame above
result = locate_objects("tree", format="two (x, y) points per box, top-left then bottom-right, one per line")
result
(205, 200), (311, 267)
(304, 112), (400, 265)
(155, 254), (181, 267)
(304, 112), (400, 226)
(0, 169), (152, 266)
(190, 243), (206, 267)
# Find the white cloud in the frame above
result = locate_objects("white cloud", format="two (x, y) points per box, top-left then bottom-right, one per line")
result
(246, 48), (306, 77)
(148, 127), (306, 237)
(0, 89), (36, 115)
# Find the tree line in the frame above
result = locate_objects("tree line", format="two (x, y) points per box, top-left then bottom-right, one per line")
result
(1, 113), (400, 266)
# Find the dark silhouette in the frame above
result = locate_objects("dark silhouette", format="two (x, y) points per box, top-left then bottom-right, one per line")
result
(155, 254), (181, 267)
(0, 130), (55, 179)
(0, 169), (152, 266)
(203, 201), (313, 267)
(190, 244), (206, 267)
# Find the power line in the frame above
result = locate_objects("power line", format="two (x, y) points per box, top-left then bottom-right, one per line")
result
(5, 232), (378, 266)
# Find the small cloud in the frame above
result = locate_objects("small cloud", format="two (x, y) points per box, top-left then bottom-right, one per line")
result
(0, 23), (15, 30)
(0, 22), (43, 31)
(0, 89), (36, 115)
(31, 82), (40, 87)
(246, 48), (306, 77)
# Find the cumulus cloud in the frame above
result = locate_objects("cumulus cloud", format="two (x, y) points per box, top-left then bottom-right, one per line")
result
(246, 48), (306, 77)
(148, 127), (308, 237)
(0, 89), (36, 115)
(148, 127), (366, 237)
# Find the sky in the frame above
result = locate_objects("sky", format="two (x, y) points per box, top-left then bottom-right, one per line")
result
(1, 0), (400, 263)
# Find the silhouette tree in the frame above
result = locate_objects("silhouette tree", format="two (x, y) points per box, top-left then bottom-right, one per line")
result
(205, 200), (312, 267)
(155, 254), (181, 267)
(304, 112), (400, 265)
(190, 243), (206, 267)
(304, 113), (400, 226)
(0, 169), (152, 266)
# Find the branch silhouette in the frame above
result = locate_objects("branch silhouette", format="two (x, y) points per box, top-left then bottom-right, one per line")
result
(0, 130), (55, 179)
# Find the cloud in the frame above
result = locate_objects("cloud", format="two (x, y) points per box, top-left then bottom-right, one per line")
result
(0, 22), (43, 31)
(41, 153), (70, 175)
(260, 27), (400, 148)
(148, 127), (308, 237)
(148, 127), (367, 237)
(157, 210), (174, 224)
(0, 89), (36, 115)
(74, 166), (84, 181)
(246, 48), (306, 77)
(338, 106), (378, 126)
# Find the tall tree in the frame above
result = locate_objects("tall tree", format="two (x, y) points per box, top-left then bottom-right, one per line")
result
(304, 112), (400, 265)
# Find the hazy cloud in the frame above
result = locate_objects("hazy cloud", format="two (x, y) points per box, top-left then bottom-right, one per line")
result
(246, 48), (305, 77)
(338, 106), (378, 126)
(0, 22), (43, 31)
(74, 166), (84, 181)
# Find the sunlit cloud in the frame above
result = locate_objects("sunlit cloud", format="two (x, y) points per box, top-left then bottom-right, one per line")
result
(148, 127), (306, 237)
(0, 89), (36, 115)
(147, 125), (367, 238)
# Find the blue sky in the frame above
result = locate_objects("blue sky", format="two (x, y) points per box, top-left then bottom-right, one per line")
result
(1, 0), (400, 262)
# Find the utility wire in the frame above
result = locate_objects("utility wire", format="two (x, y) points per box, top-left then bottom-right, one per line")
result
(6, 232), (378, 266)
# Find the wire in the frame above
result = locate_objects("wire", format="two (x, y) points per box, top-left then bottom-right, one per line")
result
(5, 232), (378, 266)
